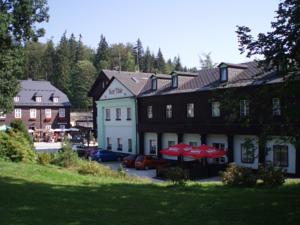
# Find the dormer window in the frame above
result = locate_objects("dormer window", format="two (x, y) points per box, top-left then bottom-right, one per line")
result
(14, 96), (20, 102)
(171, 75), (178, 88)
(36, 96), (42, 102)
(151, 78), (157, 91)
(53, 97), (59, 103)
(220, 67), (228, 82)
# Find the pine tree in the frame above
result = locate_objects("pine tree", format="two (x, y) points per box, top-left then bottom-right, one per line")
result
(42, 39), (56, 81)
(68, 33), (77, 66)
(173, 56), (183, 71)
(75, 34), (84, 62)
(142, 47), (153, 72)
(132, 38), (144, 71)
(94, 35), (110, 71)
(155, 48), (166, 73)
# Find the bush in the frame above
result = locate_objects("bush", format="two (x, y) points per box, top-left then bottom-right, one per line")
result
(51, 140), (78, 168)
(164, 166), (188, 185)
(258, 164), (285, 186)
(37, 152), (53, 165)
(221, 163), (257, 187)
(10, 119), (33, 146)
(0, 130), (36, 162)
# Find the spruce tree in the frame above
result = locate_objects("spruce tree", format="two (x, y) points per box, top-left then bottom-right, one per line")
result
(132, 38), (144, 71)
(173, 56), (183, 71)
(42, 39), (56, 81)
(142, 47), (153, 72)
(94, 35), (110, 71)
(156, 48), (166, 73)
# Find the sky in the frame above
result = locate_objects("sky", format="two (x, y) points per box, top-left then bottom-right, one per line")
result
(40, 0), (280, 68)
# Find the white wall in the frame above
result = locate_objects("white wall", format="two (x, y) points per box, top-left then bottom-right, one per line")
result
(144, 132), (157, 155)
(265, 136), (296, 174)
(100, 79), (133, 100)
(183, 134), (201, 146)
(161, 133), (178, 160)
(233, 135), (259, 169)
(105, 126), (133, 153)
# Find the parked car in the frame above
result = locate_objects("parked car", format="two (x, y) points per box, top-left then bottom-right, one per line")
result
(135, 155), (167, 170)
(92, 150), (128, 162)
(122, 154), (138, 168)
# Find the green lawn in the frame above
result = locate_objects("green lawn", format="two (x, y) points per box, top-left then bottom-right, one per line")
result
(0, 161), (299, 225)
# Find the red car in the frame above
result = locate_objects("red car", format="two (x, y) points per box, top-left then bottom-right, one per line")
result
(135, 155), (167, 170)
(122, 154), (138, 168)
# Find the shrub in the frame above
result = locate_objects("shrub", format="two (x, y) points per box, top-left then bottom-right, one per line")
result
(10, 119), (33, 146)
(221, 163), (257, 187)
(258, 164), (285, 186)
(51, 140), (78, 168)
(0, 130), (36, 162)
(37, 152), (53, 165)
(164, 166), (188, 185)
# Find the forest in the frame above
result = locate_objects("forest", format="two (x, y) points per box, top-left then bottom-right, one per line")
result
(21, 33), (195, 109)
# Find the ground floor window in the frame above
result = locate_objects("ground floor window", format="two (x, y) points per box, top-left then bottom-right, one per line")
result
(149, 140), (157, 155)
(273, 145), (288, 167)
(59, 125), (65, 129)
(168, 140), (175, 147)
(241, 143), (255, 163)
(45, 125), (51, 130)
(128, 138), (132, 152)
(117, 138), (122, 151)
(106, 137), (112, 150)
(212, 143), (225, 150)
(189, 141), (198, 147)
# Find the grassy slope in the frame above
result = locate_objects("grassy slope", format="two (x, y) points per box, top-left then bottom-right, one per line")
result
(0, 161), (300, 225)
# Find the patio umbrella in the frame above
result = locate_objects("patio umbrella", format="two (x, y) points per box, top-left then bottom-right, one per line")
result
(160, 143), (193, 156)
(183, 144), (226, 159)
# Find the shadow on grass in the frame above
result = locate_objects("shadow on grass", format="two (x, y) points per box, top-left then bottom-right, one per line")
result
(0, 176), (299, 225)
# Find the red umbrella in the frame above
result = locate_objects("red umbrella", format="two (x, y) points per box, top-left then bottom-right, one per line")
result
(183, 144), (226, 159)
(160, 143), (193, 156)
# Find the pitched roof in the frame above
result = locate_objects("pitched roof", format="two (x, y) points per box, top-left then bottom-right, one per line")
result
(139, 61), (283, 97)
(15, 79), (70, 107)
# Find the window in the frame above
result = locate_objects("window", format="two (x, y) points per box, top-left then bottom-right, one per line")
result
(273, 145), (288, 167)
(128, 139), (132, 152)
(127, 108), (131, 120)
(189, 142), (198, 147)
(106, 137), (112, 150)
(14, 96), (20, 102)
(151, 78), (157, 90)
(53, 97), (59, 103)
(187, 103), (194, 118)
(59, 124), (65, 129)
(241, 144), (255, 163)
(14, 108), (22, 118)
(59, 108), (65, 118)
(102, 82), (105, 89)
(272, 98), (281, 116)
(212, 101), (221, 117)
(149, 140), (157, 155)
(168, 141), (176, 147)
(45, 109), (51, 118)
(147, 106), (153, 119)
(166, 104), (172, 119)
(36, 96), (42, 102)
(116, 108), (121, 120)
(0, 112), (6, 119)
(105, 109), (111, 121)
(45, 125), (51, 130)
(220, 67), (228, 82)
(240, 100), (249, 117)
(213, 143), (225, 150)
(117, 138), (122, 151)
(30, 108), (36, 119)
(172, 75), (178, 88)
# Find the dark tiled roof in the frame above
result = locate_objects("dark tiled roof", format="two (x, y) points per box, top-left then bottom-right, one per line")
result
(15, 79), (70, 107)
(139, 61), (282, 97)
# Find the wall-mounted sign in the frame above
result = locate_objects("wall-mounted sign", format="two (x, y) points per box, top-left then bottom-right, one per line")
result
(100, 79), (133, 100)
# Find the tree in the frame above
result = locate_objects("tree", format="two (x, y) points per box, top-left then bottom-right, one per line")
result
(173, 56), (183, 71)
(235, 0), (300, 147)
(42, 39), (56, 81)
(71, 60), (96, 108)
(199, 52), (217, 69)
(110, 43), (135, 71)
(155, 48), (166, 73)
(132, 38), (144, 71)
(75, 34), (84, 62)
(0, 0), (49, 114)
(94, 35), (110, 71)
(142, 47), (154, 72)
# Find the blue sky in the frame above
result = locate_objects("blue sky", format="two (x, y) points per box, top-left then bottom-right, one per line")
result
(40, 0), (279, 68)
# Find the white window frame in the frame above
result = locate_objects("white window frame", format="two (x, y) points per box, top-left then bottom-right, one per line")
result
(36, 96), (42, 103)
(166, 104), (172, 119)
(272, 98), (281, 116)
(220, 67), (228, 82)
(128, 138), (132, 152)
(45, 108), (51, 119)
(149, 140), (157, 155)
(45, 125), (52, 130)
(189, 142), (198, 147)
(14, 108), (22, 118)
(106, 137), (112, 150)
(240, 100), (249, 117)
(151, 78), (157, 90)
(30, 108), (37, 119)
(212, 101), (221, 117)
(168, 140), (176, 147)
(105, 109), (111, 121)
(59, 108), (65, 118)
(14, 96), (20, 102)
(241, 143), (255, 164)
(147, 106), (153, 119)
(172, 75), (178, 88)
(53, 97), (59, 103)
(273, 145), (288, 167)
(127, 108), (131, 120)
(117, 138), (122, 151)
(187, 103), (194, 118)
(116, 108), (121, 120)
